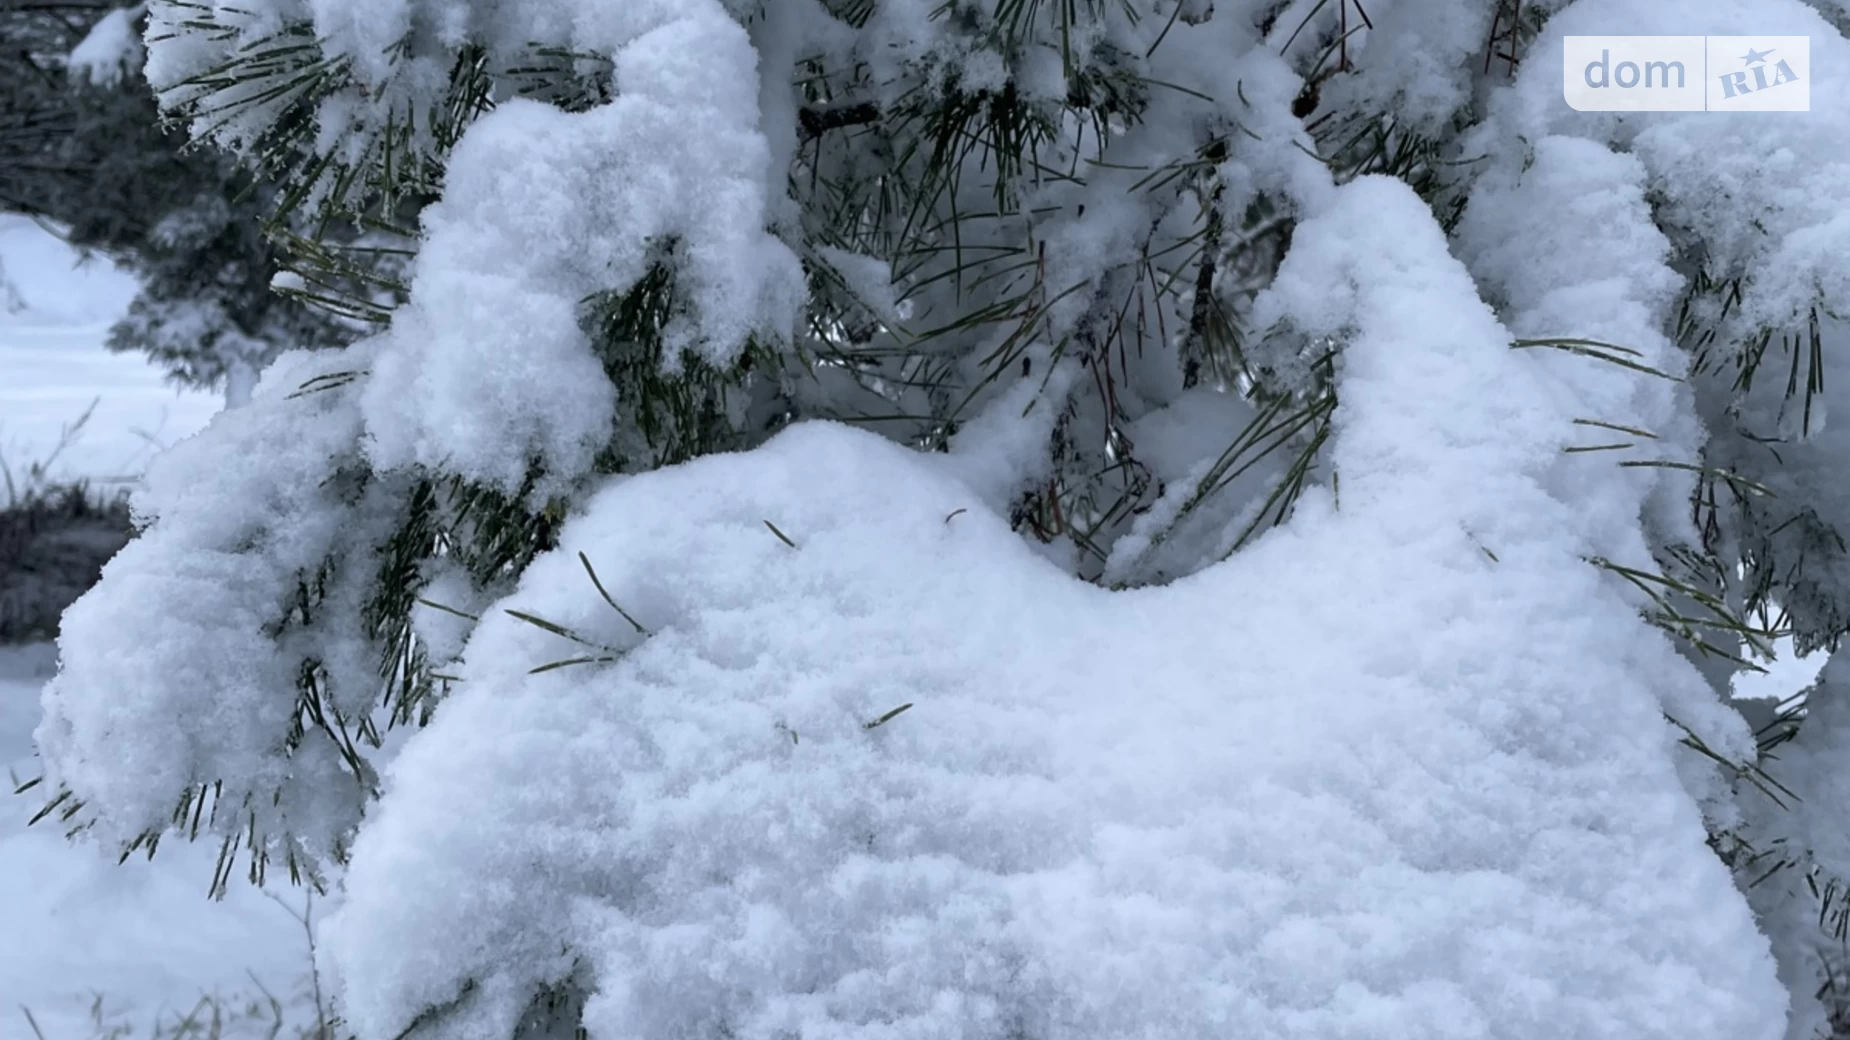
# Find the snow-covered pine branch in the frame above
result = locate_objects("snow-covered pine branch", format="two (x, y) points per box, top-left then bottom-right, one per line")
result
(31, 0), (1850, 1035)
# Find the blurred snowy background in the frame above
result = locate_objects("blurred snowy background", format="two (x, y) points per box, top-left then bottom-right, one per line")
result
(0, 215), (216, 483)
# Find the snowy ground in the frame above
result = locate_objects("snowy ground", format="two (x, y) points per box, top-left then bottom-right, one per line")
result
(0, 215), (219, 489)
(2, 645), (323, 1038)
(1, 217), (320, 1038)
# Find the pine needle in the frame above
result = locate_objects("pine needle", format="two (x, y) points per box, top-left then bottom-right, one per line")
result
(865, 702), (914, 729)
(1510, 337), (1675, 381)
(578, 552), (646, 634)
(503, 608), (608, 651)
(764, 519), (799, 548)
(416, 597), (479, 621)
(528, 655), (619, 674)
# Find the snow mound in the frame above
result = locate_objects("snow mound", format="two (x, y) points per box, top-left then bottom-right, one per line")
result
(325, 179), (1785, 1040)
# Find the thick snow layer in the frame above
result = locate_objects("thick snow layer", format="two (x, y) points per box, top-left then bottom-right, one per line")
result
(1495, 0), (1850, 343)
(324, 179), (1785, 1040)
(38, 342), (406, 863)
(1450, 135), (1752, 759)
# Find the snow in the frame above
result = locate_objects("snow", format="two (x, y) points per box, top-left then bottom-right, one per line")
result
(68, 5), (145, 89)
(54, 0), (1849, 1035)
(2, 643), (322, 1038)
(39, 340), (415, 865)
(1739, 652), (1850, 1038)
(1734, 641), (1826, 701)
(0, 219), (317, 1037)
(1494, 0), (1850, 345)
(147, 0), (808, 495)
(1102, 387), (1288, 585)
(1450, 134), (1756, 757)
(354, 5), (806, 493)
(0, 217), (219, 488)
(1291, 0), (1498, 129)
(324, 179), (1784, 1040)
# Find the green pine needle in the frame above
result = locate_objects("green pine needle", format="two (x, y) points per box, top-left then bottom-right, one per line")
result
(865, 702), (914, 729)
(764, 519), (800, 548)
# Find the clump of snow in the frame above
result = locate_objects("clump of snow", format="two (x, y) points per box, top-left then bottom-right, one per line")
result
(814, 247), (902, 327)
(145, 1), (807, 493)
(351, 4), (806, 492)
(1451, 134), (1751, 758)
(1294, 0), (1501, 130)
(68, 5), (146, 88)
(324, 179), (1784, 1040)
(1, 644), (323, 1038)
(0, 213), (322, 1022)
(940, 350), (1081, 515)
(37, 344), (397, 863)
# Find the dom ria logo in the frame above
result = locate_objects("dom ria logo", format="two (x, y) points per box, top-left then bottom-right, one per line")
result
(1717, 45), (1800, 99)
(1563, 36), (1809, 111)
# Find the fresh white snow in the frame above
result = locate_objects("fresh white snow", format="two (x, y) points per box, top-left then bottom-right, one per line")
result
(320, 179), (1785, 1040)
(0, 216), (218, 489)
(2, 643), (324, 1039)
(67, 5), (145, 89)
(32, 0), (1850, 1035)
(0, 217), (318, 1038)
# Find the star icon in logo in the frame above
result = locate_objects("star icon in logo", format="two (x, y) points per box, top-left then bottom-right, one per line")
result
(1740, 47), (1775, 65)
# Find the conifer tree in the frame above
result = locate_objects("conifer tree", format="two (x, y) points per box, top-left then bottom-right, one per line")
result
(31, 0), (1850, 1037)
